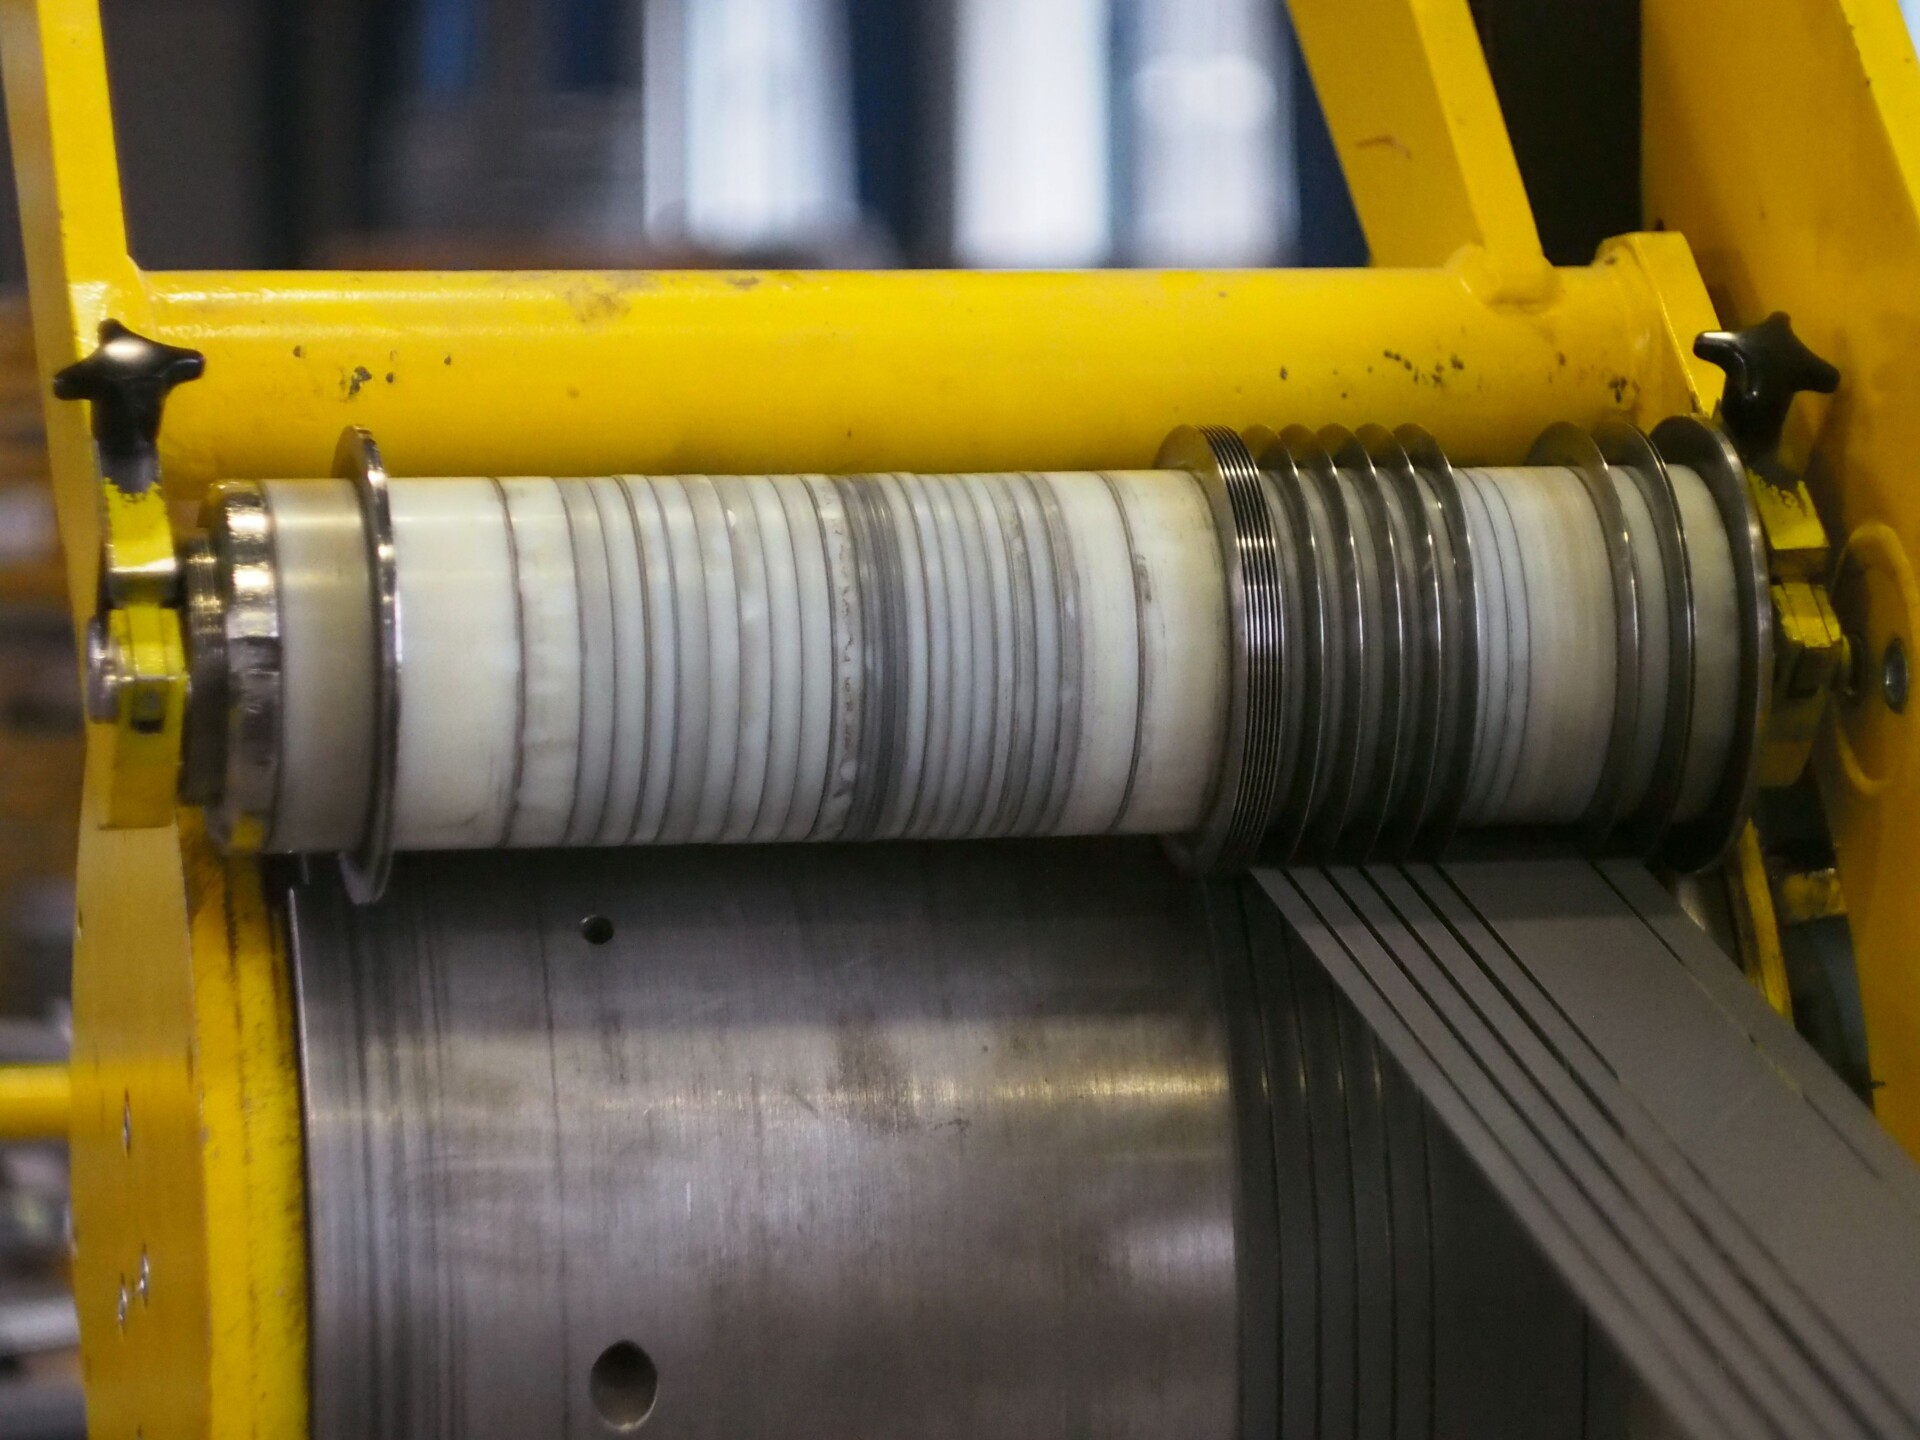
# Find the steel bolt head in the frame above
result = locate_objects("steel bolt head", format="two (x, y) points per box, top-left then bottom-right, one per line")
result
(84, 613), (123, 724)
(1883, 636), (1909, 714)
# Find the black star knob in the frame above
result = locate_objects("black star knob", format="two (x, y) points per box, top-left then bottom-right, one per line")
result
(53, 319), (205, 495)
(1694, 312), (1839, 468)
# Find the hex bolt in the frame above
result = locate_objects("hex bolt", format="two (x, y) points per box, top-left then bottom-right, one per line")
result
(1840, 631), (1866, 704)
(84, 613), (124, 724)
(1883, 637), (1909, 713)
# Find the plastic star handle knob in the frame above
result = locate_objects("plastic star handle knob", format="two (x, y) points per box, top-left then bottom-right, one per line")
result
(1694, 312), (1839, 465)
(53, 319), (206, 495)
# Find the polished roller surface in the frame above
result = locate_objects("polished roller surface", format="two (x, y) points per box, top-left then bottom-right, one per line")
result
(289, 840), (1623, 1440)
(292, 841), (1245, 1440)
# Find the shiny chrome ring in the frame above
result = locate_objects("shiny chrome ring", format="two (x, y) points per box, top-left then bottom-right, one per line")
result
(1650, 415), (1770, 871)
(1166, 425), (1288, 872)
(335, 426), (400, 904)
(1594, 419), (1697, 854)
(206, 480), (280, 851)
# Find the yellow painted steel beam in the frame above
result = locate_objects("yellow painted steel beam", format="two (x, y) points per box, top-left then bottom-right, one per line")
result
(0, 1063), (70, 1141)
(60, 806), (307, 1440)
(1288, 0), (1548, 289)
(0, 0), (144, 625)
(143, 258), (1689, 493)
(1646, 0), (1920, 1158)
(1, 3), (307, 1439)
(1732, 826), (1796, 1023)
(1, 0), (183, 833)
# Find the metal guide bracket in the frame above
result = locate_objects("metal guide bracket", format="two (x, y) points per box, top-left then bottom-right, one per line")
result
(1751, 468), (1842, 788)
(1690, 316), (1849, 791)
(54, 318), (205, 828)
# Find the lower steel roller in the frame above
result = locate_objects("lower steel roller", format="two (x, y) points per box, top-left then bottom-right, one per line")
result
(180, 415), (1764, 896)
(288, 839), (1632, 1440)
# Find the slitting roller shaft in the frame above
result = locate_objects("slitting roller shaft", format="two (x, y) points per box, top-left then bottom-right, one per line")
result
(182, 418), (1763, 890)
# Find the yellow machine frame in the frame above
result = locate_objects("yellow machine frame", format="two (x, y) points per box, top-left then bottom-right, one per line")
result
(2, 0), (1919, 1434)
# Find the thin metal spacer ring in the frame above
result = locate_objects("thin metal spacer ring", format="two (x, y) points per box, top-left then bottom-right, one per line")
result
(1593, 419), (1697, 854)
(1164, 424), (1287, 872)
(1650, 415), (1771, 872)
(336, 425), (400, 904)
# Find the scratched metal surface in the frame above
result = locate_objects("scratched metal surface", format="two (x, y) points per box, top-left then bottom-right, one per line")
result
(289, 837), (1630, 1439)
(290, 839), (1248, 1440)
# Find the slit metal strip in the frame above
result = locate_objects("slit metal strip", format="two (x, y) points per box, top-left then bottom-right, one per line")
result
(1251, 864), (1774, 1440)
(1239, 883), (1325, 1440)
(1031, 473), (1087, 836)
(1292, 907), (1362, 1437)
(980, 474), (1038, 837)
(1336, 989), (1398, 1440)
(1254, 864), (1800, 1440)
(1401, 863), (1874, 1435)
(1256, 855), (1920, 1440)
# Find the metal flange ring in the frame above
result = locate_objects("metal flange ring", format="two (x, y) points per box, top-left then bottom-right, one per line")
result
(1594, 419), (1697, 855)
(204, 480), (280, 852)
(1285, 425), (1365, 856)
(1360, 424), (1442, 859)
(335, 425), (400, 904)
(1240, 424), (1315, 866)
(1396, 426), (1478, 853)
(1248, 430), (1328, 863)
(1650, 416), (1771, 871)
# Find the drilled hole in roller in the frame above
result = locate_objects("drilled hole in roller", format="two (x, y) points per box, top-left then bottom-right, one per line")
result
(589, 1340), (658, 1431)
(580, 913), (615, 945)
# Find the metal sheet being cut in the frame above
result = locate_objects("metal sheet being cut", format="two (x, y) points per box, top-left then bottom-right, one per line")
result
(1257, 857), (1920, 1440)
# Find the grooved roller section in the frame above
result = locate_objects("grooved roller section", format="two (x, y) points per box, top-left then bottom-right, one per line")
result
(1453, 463), (1736, 828)
(1225, 442), (1742, 865)
(377, 471), (1233, 850)
(254, 451), (1745, 865)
